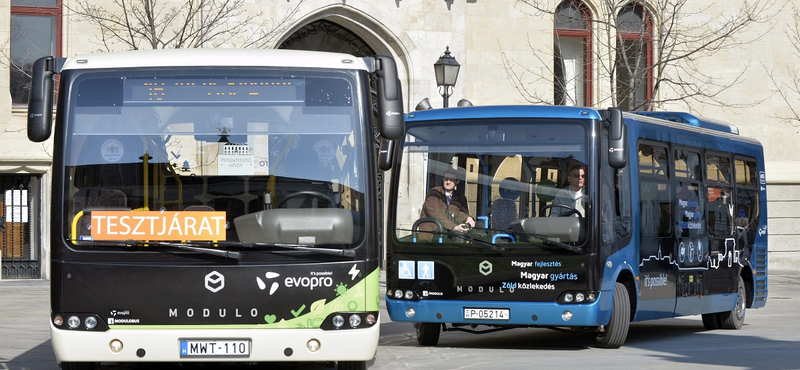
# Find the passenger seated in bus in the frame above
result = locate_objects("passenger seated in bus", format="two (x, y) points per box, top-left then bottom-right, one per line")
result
(418, 168), (476, 238)
(550, 164), (586, 217)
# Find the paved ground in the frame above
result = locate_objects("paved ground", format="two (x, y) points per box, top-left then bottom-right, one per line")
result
(1, 271), (799, 370)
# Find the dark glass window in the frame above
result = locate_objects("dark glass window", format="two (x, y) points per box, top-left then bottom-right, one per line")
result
(554, 0), (592, 106)
(639, 143), (671, 237)
(616, 2), (652, 111)
(10, 0), (61, 106)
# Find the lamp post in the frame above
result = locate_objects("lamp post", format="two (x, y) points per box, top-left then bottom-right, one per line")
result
(433, 46), (460, 108)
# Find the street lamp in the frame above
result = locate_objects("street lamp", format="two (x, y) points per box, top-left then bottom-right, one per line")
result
(433, 46), (460, 108)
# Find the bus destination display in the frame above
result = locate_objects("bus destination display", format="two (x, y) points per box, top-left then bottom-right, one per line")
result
(124, 78), (303, 103)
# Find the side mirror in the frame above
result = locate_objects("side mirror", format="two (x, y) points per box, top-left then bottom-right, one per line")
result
(377, 138), (395, 171)
(606, 107), (627, 169)
(27, 56), (55, 142)
(374, 56), (404, 140)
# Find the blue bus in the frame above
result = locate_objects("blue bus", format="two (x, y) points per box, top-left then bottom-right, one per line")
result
(385, 106), (767, 348)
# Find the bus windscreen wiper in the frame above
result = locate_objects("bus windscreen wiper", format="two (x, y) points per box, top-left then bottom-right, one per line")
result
(512, 231), (582, 253)
(447, 232), (508, 254)
(67, 239), (240, 260)
(125, 240), (242, 259)
(216, 241), (356, 258)
(84, 239), (356, 258)
(70, 239), (243, 260)
(398, 228), (506, 254)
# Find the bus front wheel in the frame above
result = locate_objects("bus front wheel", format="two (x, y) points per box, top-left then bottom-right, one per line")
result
(337, 360), (367, 370)
(594, 282), (630, 348)
(414, 322), (441, 346)
(60, 363), (95, 370)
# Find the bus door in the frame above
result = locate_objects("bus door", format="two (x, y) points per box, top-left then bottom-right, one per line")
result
(636, 142), (678, 319)
(673, 147), (706, 316)
(704, 153), (741, 296)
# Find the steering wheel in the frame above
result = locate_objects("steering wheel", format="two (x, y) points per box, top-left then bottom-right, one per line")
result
(276, 191), (335, 208)
(540, 204), (583, 218)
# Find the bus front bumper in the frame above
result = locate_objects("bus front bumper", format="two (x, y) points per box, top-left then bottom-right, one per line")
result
(50, 321), (379, 363)
(386, 297), (610, 327)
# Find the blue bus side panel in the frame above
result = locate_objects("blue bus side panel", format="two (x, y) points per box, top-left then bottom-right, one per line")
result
(622, 113), (768, 320)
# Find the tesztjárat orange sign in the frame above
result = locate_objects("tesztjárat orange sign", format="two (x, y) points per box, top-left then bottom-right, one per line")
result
(90, 211), (227, 241)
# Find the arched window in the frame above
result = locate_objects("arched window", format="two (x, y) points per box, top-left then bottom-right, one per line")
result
(615, 2), (653, 111)
(279, 19), (376, 57)
(11, 0), (62, 107)
(554, 0), (592, 106)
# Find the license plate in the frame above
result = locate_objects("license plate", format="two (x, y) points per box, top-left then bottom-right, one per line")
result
(463, 308), (510, 320)
(180, 339), (251, 357)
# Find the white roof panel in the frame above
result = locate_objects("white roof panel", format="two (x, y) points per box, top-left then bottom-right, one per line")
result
(61, 48), (372, 71)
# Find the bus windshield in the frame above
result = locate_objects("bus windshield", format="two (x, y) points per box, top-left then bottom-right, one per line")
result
(64, 69), (366, 249)
(393, 118), (590, 254)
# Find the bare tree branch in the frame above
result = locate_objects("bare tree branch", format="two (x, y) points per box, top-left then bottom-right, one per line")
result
(510, 0), (777, 111)
(762, 5), (800, 128)
(68, 0), (304, 51)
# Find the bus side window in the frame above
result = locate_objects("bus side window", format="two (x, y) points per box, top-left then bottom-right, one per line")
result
(639, 144), (669, 177)
(707, 187), (732, 236)
(640, 180), (672, 237)
(675, 149), (704, 238)
(639, 143), (672, 238)
(706, 153), (733, 237)
(706, 154), (731, 183)
(734, 157), (760, 252)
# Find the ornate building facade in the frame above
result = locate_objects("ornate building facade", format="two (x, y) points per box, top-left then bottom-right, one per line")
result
(1, 0), (797, 278)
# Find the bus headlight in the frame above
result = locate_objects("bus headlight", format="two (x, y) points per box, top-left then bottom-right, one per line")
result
(85, 316), (98, 330)
(68, 316), (81, 329)
(559, 291), (598, 304)
(320, 312), (378, 330)
(331, 314), (345, 328)
(394, 289), (403, 299)
(53, 315), (64, 327)
(349, 314), (362, 328)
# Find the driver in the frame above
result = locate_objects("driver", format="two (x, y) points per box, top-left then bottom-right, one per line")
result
(420, 168), (476, 233)
(550, 164), (585, 217)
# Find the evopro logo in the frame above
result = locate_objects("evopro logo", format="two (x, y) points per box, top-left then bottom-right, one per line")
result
(284, 276), (333, 290)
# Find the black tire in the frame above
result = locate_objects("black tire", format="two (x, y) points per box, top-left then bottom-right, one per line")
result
(701, 312), (722, 330)
(595, 282), (630, 348)
(415, 322), (441, 346)
(720, 276), (746, 330)
(60, 363), (95, 370)
(338, 361), (367, 370)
